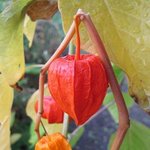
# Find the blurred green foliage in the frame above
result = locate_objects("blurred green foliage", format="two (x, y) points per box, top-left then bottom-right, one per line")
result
(69, 127), (85, 148)
(0, 0), (10, 12)
(109, 120), (150, 150)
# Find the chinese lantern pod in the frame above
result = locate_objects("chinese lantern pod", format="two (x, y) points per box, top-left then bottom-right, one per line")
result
(35, 96), (64, 123)
(35, 133), (72, 150)
(48, 54), (108, 125)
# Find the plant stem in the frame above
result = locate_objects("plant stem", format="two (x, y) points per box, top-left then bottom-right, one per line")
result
(26, 64), (44, 69)
(68, 41), (75, 54)
(74, 16), (80, 60)
(62, 113), (70, 137)
(40, 120), (48, 136)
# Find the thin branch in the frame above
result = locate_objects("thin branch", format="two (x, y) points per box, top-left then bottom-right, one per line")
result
(68, 40), (75, 54)
(40, 120), (48, 136)
(26, 64), (44, 70)
(62, 113), (70, 137)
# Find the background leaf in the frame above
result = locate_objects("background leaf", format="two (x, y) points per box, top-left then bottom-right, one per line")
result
(113, 64), (124, 83)
(0, 1), (35, 149)
(0, 0), (33, 85)
(24, 15), (36, 47)
(69, 127), (85, 148)
(0, 117), (11, 150)
(109, 120), (150, 150)
(103, 92), (134, 123)
(0, 72), (13, 150)
(11, 133), (22, 145)
(25, 64), (43, 75)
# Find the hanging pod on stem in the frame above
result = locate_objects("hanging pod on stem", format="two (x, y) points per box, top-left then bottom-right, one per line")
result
(48, 15), (108, 125)
(35, 133), (72, 150)
(35, 96), (64, 123)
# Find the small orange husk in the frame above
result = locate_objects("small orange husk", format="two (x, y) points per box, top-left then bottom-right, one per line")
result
(35, 133), (72, 150)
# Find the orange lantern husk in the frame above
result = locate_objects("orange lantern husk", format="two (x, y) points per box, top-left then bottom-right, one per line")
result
(35, 133), (72, 150)
(35, 96), (64, 123)
(48, 54), (108, 125)
(48, 15), (108, 125)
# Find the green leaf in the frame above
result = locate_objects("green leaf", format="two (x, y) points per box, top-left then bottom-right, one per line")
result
(10, 112), (15, 128)
(26, 64), (43, 75)
(109, 120), (150, 150)
(24, 15), (36, 47)
(26, 67), (40, 74)
(28, 121), (44, 146)
(11, 133), (22, 145)
(69, 127), (85, 148)
(104, 92), (134, 123)
(112, 64), (124, 83)
(59, 0), (150, 111)
(0, 1), (11, 13)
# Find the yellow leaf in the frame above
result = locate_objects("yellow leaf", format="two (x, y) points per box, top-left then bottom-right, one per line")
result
(0, 71), (13, 150)
(0, 117), (11, 150)
(58, 0), (150, 111)
(0, 0), (33, 85)
(24, 15), (36, 47)
(0, 1), (35, 149)
(26, 84), (63, 134)
(0, 73), (13, 121)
